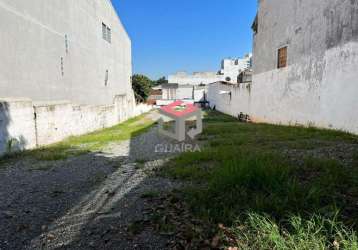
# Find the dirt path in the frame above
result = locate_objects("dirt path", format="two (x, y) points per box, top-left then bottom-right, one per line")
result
(0, 112), (186, 250)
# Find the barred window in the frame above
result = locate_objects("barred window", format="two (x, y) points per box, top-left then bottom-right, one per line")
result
(107, 27), (111, 43)
(102, 23), (111, 43)
(102, 23), (107, 40)
(277, 46), (288, 68)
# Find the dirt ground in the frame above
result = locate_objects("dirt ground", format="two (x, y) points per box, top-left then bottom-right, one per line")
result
(0, 112), (190, 250)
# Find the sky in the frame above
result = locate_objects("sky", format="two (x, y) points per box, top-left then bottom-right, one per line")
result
(111, 0), (257, 80)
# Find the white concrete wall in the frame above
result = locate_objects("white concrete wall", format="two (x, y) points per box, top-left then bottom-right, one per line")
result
(34, 101), (119, 145)
(207, 82), (251, 118)
(250, 0), (358, 134)
(194, 87), (207, 102)
(162, 88), (177, 100)
(161, 85), (206, 103)
(208, 44), (358, 134)
(176, 86), (194, 100)
(250, 42), (358, 133)
(0, 98), (36, 155)
(0, 0), (132, 106)
(168, 72), (223, 86)
(0, 96), (153, 156)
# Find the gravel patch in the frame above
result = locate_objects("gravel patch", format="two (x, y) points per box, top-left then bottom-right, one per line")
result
(0, 112), (197, 250)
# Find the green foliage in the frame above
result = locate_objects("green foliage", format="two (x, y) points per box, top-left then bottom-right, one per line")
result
(153, 76), (168, 86)
(228, 213), (358, 250)
(6, 138), (18, 154)
(141, 190), (160, 199)
(132, 74), (152, 103)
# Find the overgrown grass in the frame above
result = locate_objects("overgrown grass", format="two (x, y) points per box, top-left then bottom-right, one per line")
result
(0, 113), (155, 164)
(163, 111), (358, 248)
(225, 213), (358, 250)
(141, 190), (160, 199)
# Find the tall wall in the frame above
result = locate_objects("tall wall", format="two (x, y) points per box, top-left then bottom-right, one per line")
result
(0, 0), (132, 106)
(250, 0), (358, 133)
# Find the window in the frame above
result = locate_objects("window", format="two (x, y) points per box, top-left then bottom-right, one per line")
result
(102, 23), (111, 43)
(65, 34), (69, 53)
(60, 57), (64, 76)
(102, 23), (107, 40)
(104, 70), (109, 86)
(107, 27), (111, 43)
(225, 77), (231, 82)
(277, 46), (288, 68)
(252, 14), (258, 34)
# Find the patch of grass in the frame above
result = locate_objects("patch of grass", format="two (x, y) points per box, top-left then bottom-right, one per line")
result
(0, 152), (21, 166)
(150, 210), (176, 234)
(64, 114), (154, 150)
(28, 162), (54, 171)
(354, 151), (358, 162)
(180, 152), (343, 225)
(0, 113), (155, 165)
(29, 144), (87, 161)
(225, 213), (358, 250)
(136, 159), (148, 164)
(127, 220), (145, 235)
(163, 111), (358, 248)
(141, 190), (160, 199)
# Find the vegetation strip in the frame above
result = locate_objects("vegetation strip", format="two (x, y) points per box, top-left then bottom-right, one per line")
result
(160, 111), (358, 249)
(0, 113), (155, 165)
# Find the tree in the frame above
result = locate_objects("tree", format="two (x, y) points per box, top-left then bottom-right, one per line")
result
(132, 74), (152, 103)
(153, 76), (168, 86)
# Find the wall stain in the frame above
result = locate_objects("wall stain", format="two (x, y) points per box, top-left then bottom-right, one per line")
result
(324, 0), (358, 49)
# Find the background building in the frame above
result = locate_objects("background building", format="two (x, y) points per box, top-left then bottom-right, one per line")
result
(208, 0), (358, 134)
(168, 54), (252, 86)
(0, 0), (132, 106)
(218, 54), (252, 82)
(168, 71), (221, 86)
(165, 54), (251, 104)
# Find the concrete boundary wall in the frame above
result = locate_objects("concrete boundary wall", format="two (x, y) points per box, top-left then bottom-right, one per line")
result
(207, 82), (252, 119)
(0, 95), (152, 156)
(0, 98), (37, 154)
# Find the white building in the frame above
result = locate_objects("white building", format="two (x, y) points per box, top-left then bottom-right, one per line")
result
(0, 0), (132, 106)
(168, 72), (222, 86)
(219, 54), (252, 82)
(168, 54), (252, 86)
(164, 54), (252, 103)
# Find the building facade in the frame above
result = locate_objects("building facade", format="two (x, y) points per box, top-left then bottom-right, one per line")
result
(168, 71), (222, 86)
(219, 54), (252, 82)
(250, 0), (358, 133)
(168, 54), (252, 86)
(0, 0), (132, 106)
